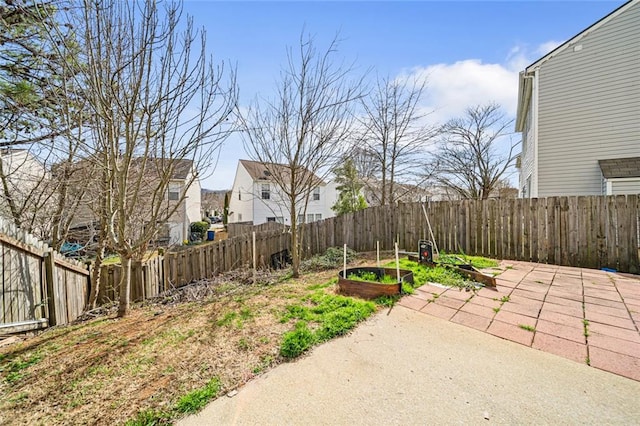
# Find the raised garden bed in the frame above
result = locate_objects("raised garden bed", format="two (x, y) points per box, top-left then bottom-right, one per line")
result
(338, 267), (414, 299)
(407, 254), (496, 287)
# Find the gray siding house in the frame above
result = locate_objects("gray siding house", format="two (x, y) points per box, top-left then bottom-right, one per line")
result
(516, 0), (640, 197)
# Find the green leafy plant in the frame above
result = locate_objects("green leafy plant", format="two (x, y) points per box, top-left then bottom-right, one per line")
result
(190, 221), (209, 241)
(175, 377), (221, 414)
(280, 321), (316, 358)
(301, 246), (356, 272)
(280, 293), (375, 358)
(346, 271), (397, 284)
(583, 319), (590, 337)
(437, 252), (498, 269)
(518, 324), (535, 332)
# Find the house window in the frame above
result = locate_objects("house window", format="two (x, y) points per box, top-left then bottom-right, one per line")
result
(313, 187), (320, 201)
(267, 217), (276, 222)
(238, 213), (242, 221)
(315, 214), (322, 221)
(267, 216), (284, 223)
(297, 214), (304, 223)
(238, 190), (241, 200)
(307, 213), (314, 222)
(261, 183), (270, 200)
(168, 184), (180, 201)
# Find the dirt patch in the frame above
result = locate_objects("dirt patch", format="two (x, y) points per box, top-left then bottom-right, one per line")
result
(0, 262), (365, 425)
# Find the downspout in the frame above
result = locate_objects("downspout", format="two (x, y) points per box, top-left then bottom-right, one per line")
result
(532, 69), (539, 198)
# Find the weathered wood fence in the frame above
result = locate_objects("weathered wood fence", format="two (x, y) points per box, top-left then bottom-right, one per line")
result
(3, 195), (638, 334)
(98, 230), (291, 301)
(0, 218), (90, 333)
(227, 221), (287, 238)
(300, 195), (640, 274)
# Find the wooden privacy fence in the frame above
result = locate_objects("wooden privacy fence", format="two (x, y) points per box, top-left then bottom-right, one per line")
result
(3, 195), (638, 334)
(299, 195), (640, 274)
(99, 229), (292, 300)
(0, 218), (90, 333)
(227, 221), (288, 238)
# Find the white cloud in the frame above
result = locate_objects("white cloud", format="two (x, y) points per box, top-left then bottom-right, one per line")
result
(536, 40), (563, 56)
(201, 41), (560, 189)
(404, 59), (519, 126)
(400, 40), (561, 127)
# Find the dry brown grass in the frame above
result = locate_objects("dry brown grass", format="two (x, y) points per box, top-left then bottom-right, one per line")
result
(0, 265), (348, 426)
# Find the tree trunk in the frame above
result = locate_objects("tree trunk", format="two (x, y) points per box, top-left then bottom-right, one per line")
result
(86, 235), (106, 310)
(290, 200), (300, 278)
(117, 256), (132, 317)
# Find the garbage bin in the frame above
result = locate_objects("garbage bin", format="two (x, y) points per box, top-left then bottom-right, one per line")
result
(207, 230), (215, 241)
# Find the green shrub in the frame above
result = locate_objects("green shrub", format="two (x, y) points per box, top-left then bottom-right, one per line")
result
(280, 321), (316, 358)
(301, 246), (357, 271)
(190, 221), (209, 240)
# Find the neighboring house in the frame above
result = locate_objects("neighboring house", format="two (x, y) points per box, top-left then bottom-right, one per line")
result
(166, 159), (202, 244)
(67, 158), (201, 246)
(515, 0), (640, 197)
(0, 149), (52, 236)
(228, 159), (337, 225)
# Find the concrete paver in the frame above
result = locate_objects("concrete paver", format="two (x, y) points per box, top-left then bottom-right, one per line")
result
(402, 261), (640, 381)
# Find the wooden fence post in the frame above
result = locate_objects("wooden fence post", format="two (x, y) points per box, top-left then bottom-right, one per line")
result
(44, 250), (58, 327)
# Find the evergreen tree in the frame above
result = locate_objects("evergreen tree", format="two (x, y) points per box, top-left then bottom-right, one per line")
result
(332, 158), (367, 215)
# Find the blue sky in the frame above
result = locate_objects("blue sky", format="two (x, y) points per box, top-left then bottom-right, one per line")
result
(182, 0), (627, 190)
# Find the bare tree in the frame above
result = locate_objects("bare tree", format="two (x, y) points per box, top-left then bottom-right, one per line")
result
(355, 75), (435, 205)
(431, 103), (516, 200)
(240, 33), (363, 277)
(70, 0), (237, 315)
(0, 0), (88, 246)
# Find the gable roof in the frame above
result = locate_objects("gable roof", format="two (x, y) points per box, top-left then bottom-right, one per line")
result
(598, 157), (640, 179)
(515, 0), (638, 132)
(525, 0), (636, 72)
(53, 157), (195, 181)
(239, 159), (325, 186)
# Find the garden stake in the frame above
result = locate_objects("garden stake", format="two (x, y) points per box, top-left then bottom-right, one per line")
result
(252, 231), (256, 284)
(343, 244), (347, 280)
(394, 242), (401, 293)
(422, 203), (439, 257)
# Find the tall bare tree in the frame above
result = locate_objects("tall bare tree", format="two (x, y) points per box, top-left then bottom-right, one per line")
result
(69, 0), (237, 315)
(355, 75), (435, 205)
(240, 33), (363, 277)
(431, 103), (516, 199)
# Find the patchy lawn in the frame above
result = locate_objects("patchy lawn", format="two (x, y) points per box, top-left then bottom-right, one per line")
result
(0, 256), (382, 425)
(0, 251), (500, 425)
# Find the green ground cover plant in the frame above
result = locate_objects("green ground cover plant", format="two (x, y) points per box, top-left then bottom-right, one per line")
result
(301, 246), (357, 272)
(437, 252), (499, 269)
(279, 291), (376, 358)
(126, 377), (221, 425)
(346, 271), (398, 284)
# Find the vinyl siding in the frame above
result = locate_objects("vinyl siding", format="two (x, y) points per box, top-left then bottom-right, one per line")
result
(611, 178), (640, 195)
(536, 1), (640, 196)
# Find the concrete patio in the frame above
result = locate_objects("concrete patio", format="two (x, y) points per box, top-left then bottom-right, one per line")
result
(398, 260), (640, 381)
